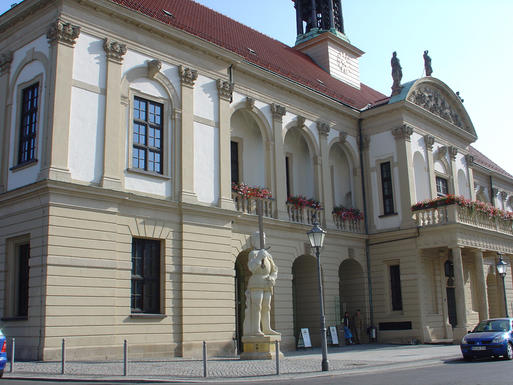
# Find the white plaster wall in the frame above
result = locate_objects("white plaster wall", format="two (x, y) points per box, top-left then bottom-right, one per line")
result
(369, 132), (395, 164)
(327, 42), (360, 89)
(73, 32), (106, 88)
(329, 143), (352, 207)
(457, 154), (470, 198)
(231, 91), (245, 106)
(255, 101), (272, 129)
(9, 35), (48, 84)
(231, 110), (265, 187)
(68, 87), (105, 183)
(413, 151), (430, 202)
(122, 50), (152, 77)
(130, 78), (168, 98)
(305, 119), (319, 148)
(124, 173), (171, 197)
(284, 128), (314, 198)
(194, 121), (219, 204)
(434, 160), (446, 174)
(160, 63), (180, 99)
(7, 61), (46, 191)
(194, 75), (217, 122)
(411, 132), (424, 155)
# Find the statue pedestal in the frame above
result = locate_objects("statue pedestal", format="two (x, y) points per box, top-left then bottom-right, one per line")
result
(240, 335), (284, 360)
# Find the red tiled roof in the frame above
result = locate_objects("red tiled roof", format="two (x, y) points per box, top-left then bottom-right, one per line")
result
(108, 0), (386, 109)
(469, 146), (513, 179)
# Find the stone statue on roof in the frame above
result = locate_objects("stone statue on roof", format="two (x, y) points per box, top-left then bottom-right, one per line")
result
(391, 51), (403, 96)
(423, 50), (433, 76)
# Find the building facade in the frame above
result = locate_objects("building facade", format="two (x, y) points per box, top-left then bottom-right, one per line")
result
(0, 0), (512, 360)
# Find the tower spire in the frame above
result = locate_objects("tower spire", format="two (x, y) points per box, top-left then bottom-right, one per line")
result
(294, 0), (345, 42)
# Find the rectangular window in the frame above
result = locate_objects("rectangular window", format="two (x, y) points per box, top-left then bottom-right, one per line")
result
(390, 264), (403, 311)
(4, 240), (30, 319)
(18, 83), (39, 164)
(381, 162), (395, 215)
(133, 97), (163, 174)
(131, 238), (161, 314)
(230, 140), (239, 184)
(285, 155), (291, 197)
(436, 176), (448, 196)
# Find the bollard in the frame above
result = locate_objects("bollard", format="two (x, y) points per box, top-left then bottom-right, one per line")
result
(202, 341), (207, 378)
(123, 340), (127, 376)
(275, 340), (280, 375)
(61, 339), (65, 375)
(10, 338), (15, 373)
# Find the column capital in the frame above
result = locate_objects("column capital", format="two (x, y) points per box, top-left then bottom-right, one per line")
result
(464, 154), (474, 167)
(47, 19), (80, 46)
(245, 97), (255, 109)
(271, 103), (286, 121)
(103, 38), (127, 63)
(216, 79), (233, 101)
(499, 191), (508, 202)
(179, 65), (198, 87)
(0, 51), (13, 76)
(424, 134), (435, 151)
(448, 146), (458, 161)
(316, 121), (330, 137)
(339, 131), (348, 144)
(147, 59), (162, 79)
(392, 124), (413, 141)
(296, 115), (305, 128)
(357, 134), (370, 151)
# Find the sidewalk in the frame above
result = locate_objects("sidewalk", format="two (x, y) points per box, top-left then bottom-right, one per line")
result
(3, 344), (462, 382)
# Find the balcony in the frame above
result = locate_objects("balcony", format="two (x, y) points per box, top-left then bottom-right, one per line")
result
(286, 203), (323, 225)
(333, 214), (364, 233)
(412, 197), (513, 236)
(232, 191), (274, 218)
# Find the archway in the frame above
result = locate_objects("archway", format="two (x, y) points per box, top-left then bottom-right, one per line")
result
(292, 254), (321, 346)
(284, 128), (314, 198)
(234, 250), (250, 353)
(338, 259), (367, 327)
(329, 142), (353, 207)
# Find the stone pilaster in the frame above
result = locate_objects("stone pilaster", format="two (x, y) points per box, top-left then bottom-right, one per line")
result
(392, 124), (415, 228)
(317, 121), (332, 228)
(271, 104), (287, 220)
(0, 52), (13, 192)
(357, 133), (373, 231)
(100, 38), (127, 189)
(217, 79), (234, 209)
(474, 250), (489, 321)
(179, 66), (198, 204)
(452, 247), (468, 340)
(448, 146), (459, 196)
(39, 19), (80, 182)
(464, 154), (476, 200)
(424, 135), (437, 198)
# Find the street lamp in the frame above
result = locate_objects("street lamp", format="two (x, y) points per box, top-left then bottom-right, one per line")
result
(307, 219), (329, 372)
(496, 254), (509, 318)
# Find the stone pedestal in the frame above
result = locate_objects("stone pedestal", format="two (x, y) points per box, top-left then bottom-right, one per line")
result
(240, 335), (284, 360)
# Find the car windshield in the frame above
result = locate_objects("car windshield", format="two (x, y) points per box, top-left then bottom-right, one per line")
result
(473, 320), (510, 332)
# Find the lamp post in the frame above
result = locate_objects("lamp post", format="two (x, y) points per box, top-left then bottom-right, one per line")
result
(307, 219), (329, 372)
(496, 254), (509, 318)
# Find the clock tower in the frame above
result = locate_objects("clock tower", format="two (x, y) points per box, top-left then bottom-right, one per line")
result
(293, 0), (363, 89)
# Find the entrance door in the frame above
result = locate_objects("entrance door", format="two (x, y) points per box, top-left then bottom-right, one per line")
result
(446, 287), (457, 327)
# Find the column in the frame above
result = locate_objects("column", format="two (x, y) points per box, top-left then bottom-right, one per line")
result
(295, 0), (303, 35)
(101, 39), (127, 189)
(0, 52), (13, 192)
(474, 250), (489, 321)
(452, 247), (468, 339)
(271, 104), (287, 220)
(317, 122), (333, 227)
(179, 66), (198, 204)
(449, 146), (459, 196)
(392, 125), (415, 228)
(358, 133), (372, 230)
(217, 79), (234, 210)
(39, 19), (80, 182)
(465, 154), (476, 201)
(424, 135), (437, 198)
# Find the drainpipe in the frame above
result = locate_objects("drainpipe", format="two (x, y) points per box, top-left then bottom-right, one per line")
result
(358, 118), (374, 327)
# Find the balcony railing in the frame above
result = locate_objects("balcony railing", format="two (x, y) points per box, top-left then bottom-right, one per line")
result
(332, 214), (364, 233)
(286, 203), (323, 225)
(413, 204), (513, 236)
(232, 192), (274, 218)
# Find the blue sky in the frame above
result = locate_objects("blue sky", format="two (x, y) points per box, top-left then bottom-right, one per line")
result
(1, 0), (512, 174)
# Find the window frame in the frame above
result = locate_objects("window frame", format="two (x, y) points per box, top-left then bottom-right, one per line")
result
(230, 137), (243, 185)
(130, 237), (163, 315)
(3, 235), (30, 320)
(379, 160), (396, 216)
(285, 153), (293, 198)
(435, 175), (449, 197)
(388, 262), (403, 312)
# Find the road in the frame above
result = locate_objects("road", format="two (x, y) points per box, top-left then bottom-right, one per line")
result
(2, 357), (512, 385)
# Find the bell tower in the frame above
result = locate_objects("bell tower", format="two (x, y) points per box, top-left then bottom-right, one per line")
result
(293, 0), (363, 89)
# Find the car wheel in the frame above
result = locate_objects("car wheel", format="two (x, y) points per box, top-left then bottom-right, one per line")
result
(505, 343), (513, 360)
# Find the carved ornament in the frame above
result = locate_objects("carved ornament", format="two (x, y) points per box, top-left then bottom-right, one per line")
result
(147, 60), (161, 79)
(0, 52), (13, 75)
(392, 124), (413, 141)
(339, 131), (348, 144)
(296, 116), (305, 128)
(47, 19), (80, 46)
(492, 187), (499, 197)
(271, 104), (286, 120)
(448, 146), (458, 160)
(316, 121), (330, 136)
(245, 97), (255, 110)
(499, 191), (508, 202)
(408, 85), (466, 130)
(103, 39), (127, 62)
(464, 154), (474, 167)
(357, 134), (370, 150)
(424, 135), (435, 151)
(179, 65), (198, 87)
(217, 79), (233, 101)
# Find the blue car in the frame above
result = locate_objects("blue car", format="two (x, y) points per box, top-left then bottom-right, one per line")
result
(0, 330), (6, 376)
(461, 318), (513, 361)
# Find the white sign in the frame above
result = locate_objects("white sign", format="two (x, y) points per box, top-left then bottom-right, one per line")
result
(301, 328), (312, 348)
(329, 326), (339, 345)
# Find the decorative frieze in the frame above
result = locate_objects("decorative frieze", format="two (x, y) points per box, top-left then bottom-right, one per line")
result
(407, 85), (466, 131)
(392, 124), (413, 141)
(47, 19), (80, 46)
(448, 146), (458, 160)
(271, 104), (286, 121)
(316, 121), (330, 136)
(245, 97), (255, 110)
(424, 135), (435, 151)
(216, 79), (233, 101)
(103, 38), (127, 63)
(0, 52), (13, 75)
(147, 59), (161, 79)
(179, 65), (198, 87)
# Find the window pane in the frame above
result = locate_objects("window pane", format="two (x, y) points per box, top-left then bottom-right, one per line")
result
(131, 238), (161, 314)
(18, 83), (39, 164)
(17, 244), (30, 317)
